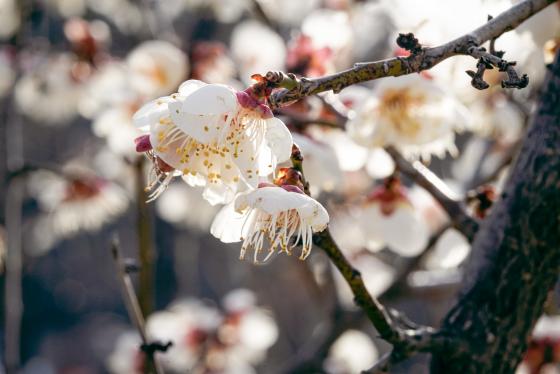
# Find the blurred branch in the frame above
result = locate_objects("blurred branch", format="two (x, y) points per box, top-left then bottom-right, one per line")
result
(279, 108), (342, 129)
(285, 308), (363, 374)
(250, 0), (278, 32)
(386, 146), (479, 242)
(111, 238), (166, 374)
(134, 158), (155, 317)
(265, 0), (555, 108)
(382, 223), (453, 300)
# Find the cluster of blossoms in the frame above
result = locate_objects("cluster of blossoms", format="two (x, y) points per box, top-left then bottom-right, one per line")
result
(108, 289), (278, 374)
(133, 79), (329, 263)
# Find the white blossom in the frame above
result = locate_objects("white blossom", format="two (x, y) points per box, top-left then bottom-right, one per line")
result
(230, 21), (286, 84)
(211, 185), (329, 263)
(325, 330), (379, 374)
(127, 40), (189, 98)
(133, 80), (293, 204)
(347, 74), (470, 160)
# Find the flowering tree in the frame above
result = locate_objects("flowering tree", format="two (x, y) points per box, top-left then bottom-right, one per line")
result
(2, 0), (560, 373)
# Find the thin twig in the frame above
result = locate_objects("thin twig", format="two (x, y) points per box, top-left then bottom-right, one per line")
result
(386, 146), (479, 242)
(134, 158), (155, 317)
(266, 0), (555, 107)
(111, 238), (164, 374)
(312, 230), (439, 347)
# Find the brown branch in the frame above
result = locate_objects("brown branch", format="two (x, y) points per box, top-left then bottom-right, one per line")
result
(134, 158), (155, 317)
(111, 238), (165, 374)
(266, 0), (556, 108)
(431, 51), (560, 373)
(312, 230), (445, 349)
(386, 146), (479, 242)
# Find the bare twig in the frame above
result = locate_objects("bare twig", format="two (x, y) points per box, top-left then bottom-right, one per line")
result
(266, 0), (555, 108)
(312, 229), (440, 348)
(386, 146), (479, 242)
(134, 158), (155, 317)
(111, 238), (165, 374)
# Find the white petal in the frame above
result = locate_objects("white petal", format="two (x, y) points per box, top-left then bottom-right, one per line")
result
(425, 228), (471, 270)
(264, 117), (293, 164)
(244, 187), (307, 215)
(365, 148), (395, 179)
(296, 198), (330, 232)
(202, 180), (236, 206)
(178, 79), (207, 97)
(170, 84), (238, 143)
(210, 202), (252, 243)
(132, 96), (174, 129)
(382, 206), (430, 257)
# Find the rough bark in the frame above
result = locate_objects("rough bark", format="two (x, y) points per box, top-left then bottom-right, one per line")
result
(430, 53), (560, 373)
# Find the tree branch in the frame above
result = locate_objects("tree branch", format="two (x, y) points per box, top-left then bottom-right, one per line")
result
(266, 0), (556, 108)
(386, 146), (479, 242)
(313, 230), (446, 352)
(111, 238), (166, 374)
(431, 50), (560, 373)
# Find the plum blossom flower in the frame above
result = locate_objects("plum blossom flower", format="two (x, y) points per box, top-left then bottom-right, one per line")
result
(127, 40), (189, 98)
(290, 133), (343, 196)
(211, 183), (329, 263)
(28, 169), (129, 254)
(15, 54), (83, 125)
(108, 290), (277, 374)
(190, 41), (236, 84)
(325, 330), (379, 373)
(230, 21), (286, 84)
(133, 80), (293, 204)
(357, 177), (430, 257)
(347, 74), (470, 160)
(0, 0), (20, 39)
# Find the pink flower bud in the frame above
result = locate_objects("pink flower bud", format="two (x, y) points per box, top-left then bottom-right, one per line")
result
(134, 135), (152, 152)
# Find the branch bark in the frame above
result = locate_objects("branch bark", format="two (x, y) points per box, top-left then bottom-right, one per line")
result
(430, 51), (560, 373)
(267, 0), (557, 108)
(312, 230), (447, 353)
(386, 146), (479, 242)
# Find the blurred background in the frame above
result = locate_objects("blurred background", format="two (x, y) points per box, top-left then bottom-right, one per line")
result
(1, 0), (559, 373)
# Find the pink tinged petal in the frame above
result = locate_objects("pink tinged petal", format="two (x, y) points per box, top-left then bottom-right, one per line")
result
(280, 185), (305, 194)
(134, 135), (152, 152)
(171, 84), (238, 144)
(132, 96), (175, 129)
(236, 91), (257, 109)
(256, 103), (273, 119)
(264, 117), (293, 164)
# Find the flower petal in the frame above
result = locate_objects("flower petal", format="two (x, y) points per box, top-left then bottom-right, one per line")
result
(133, 96), (176, 130)
(170, 84), (238, 144)
(264, 117), (293, 164)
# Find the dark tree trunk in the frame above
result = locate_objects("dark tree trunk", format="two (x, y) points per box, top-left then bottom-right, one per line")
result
(430, 53), (560, 373)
